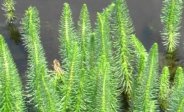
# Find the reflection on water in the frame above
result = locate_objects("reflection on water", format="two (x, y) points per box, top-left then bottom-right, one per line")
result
(7, 23), (21, 44)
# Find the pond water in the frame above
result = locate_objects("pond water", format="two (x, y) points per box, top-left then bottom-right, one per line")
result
(0, 0), (184, 84)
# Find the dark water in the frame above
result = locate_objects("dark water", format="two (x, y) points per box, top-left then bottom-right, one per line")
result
(0, 0), (184, 83)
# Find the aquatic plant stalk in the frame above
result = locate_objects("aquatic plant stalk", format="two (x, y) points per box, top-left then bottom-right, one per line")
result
(2, 0), (16, 23)
(112, 0), (134, 96)
(169, 67), (184, 112)
(21, 7), (60, 112)
(158, 66), (170, 111)
(59, 3), (81, 112)
(161, 0), (183, 53)
(130, 35), (147, 83)
(133, 43), (159, 111)
(95, 4), (119, 112)
(74, 4), (96, 112)
(0, 35), (25, 112)
(130, 35), (148, 111)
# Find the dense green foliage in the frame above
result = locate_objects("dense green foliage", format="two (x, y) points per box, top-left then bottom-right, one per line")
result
(0, 35), (25, 112)
(159, 67), (170, 110)
(21, 7), (60, 111)
(130, 35), (148, 83)
(95, 4), (119, 112)
(1, 0), (184, 112)
(168, 67), (184, 112)
(133, 43), (159, 111)
(161, 0), (183, 53)
(112, 0), (134, 97)
(76, 4), (95, 111)
(58, 3), (81, 112)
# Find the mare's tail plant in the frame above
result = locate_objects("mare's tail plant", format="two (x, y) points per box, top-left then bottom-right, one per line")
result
(74, 4), (95, 111)
(21, 7), (60, 112)
(133, 43), (159, 111)
(130, 35), (148, 110)
(1, 0), (184, 112)
(112, 0), (134, 97)
(2, 0), (16, 23)
(130, 35), (147, 83)
(158, 66), (170, 111)
(0, 35), (25, 112)
(94, 4), (120, 112)
(58, 3), (80, 112)
(161, 0), (183, 53)
(168, 67), (184, 111)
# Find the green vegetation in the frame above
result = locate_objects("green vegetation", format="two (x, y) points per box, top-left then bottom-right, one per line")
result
(95, 4), (119, 112)
(0, 0), (184, 112)
(58, 3), (80, 112)
(133, 43), (159, 111)
(159, 67), (170, 111)
(0, 35), (25, 112)
(161, 0), (183, 53)
(112, 0), (134, 97)
(76, 4), (95, 111)
(2, 0), (16, 23)
(168, 67), (184, 112)
(21, 7), (60, 111)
